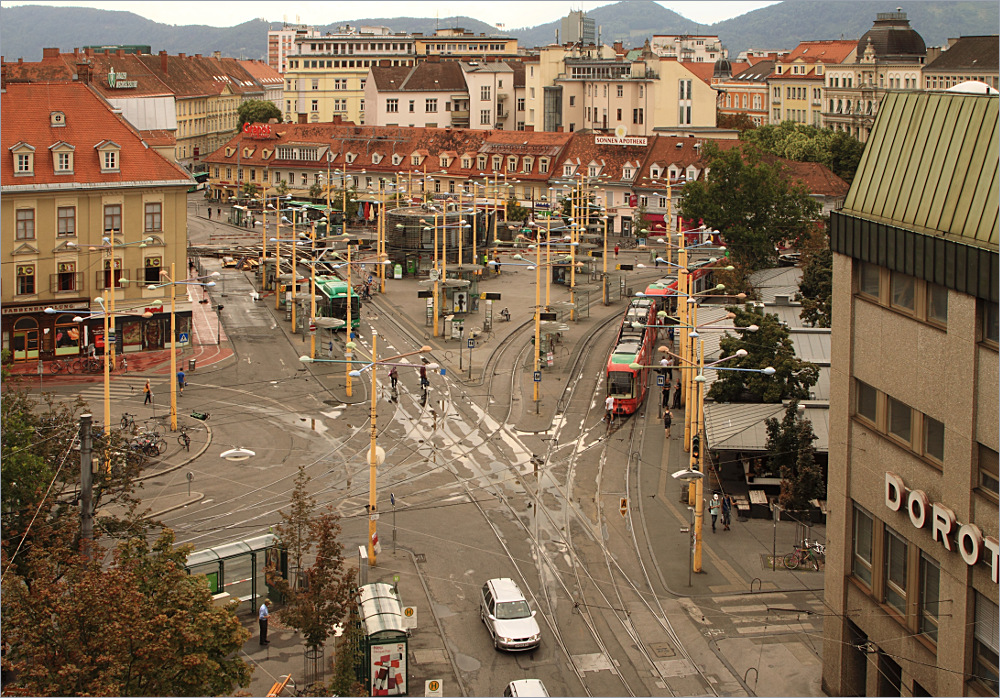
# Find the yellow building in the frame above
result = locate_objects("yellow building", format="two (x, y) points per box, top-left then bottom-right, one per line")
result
(769, 40), (856, 126)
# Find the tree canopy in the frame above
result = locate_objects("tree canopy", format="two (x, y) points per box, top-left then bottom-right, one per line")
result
(678, 142), (821, 270)
(765, 401), (824, 512)
(796, 245), (833, 328)
(236, 99), (282, 129)
(707, 304), (819, 403)
(741, 121), (865, 183)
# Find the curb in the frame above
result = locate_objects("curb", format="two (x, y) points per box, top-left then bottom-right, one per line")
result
(146, 492), (206, 519)
(137, 423), (213, 482)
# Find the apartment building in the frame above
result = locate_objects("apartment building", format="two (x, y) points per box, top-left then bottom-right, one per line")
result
(282, 26), (415, 125)
(1, 81), (192, 363)
(923, 35), (999, 91)
(268, 22), (319, 74)
(239, 59), (284, 109)
(364, 61), (469, 128)
(650, 35), (727, 62)
(822, 11), (926, 141)
(769, 40), (857, 127)
(823, 89), (998, 697)
(460, 61), (522, 130)
(413, 28), (518, 61)
(716, 59), (775, 126)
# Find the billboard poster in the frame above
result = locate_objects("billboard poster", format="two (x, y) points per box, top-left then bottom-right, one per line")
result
(370, 642), (406, 696)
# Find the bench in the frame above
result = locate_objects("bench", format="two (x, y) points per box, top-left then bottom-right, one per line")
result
(266, 675), (292, 697)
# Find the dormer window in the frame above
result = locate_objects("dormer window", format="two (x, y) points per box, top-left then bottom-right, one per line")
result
(522, 156), (534, 173)
(492, 155), (502, 172)
(462, 157), (472, 169)
(50, 111), (66, 127)
(564, 165), (573, 176)
(507, 156), (517, 172)
(651, 167), (661, 179)
(96, 141), (121, 173)
(440, 156), (449, 168)
(411, 154), (421, 166)
(539, 157), (549, 174)
(392, 154), (403, 166)
(10, 142), (35, 176)
(623, 167), (634, 179)
(477, 155), (487, 170)
(588, 165), (599, 177)
(56, 152), (73, 172)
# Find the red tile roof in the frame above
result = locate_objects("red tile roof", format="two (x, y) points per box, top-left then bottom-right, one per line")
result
(680, 61), (750, 85)
(237, 59), (283, 86)
(781, 40), (857, 64)
(1, 82), (191, 187)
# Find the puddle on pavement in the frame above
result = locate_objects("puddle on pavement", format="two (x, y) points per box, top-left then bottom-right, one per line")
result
(453, 653), (481, 672)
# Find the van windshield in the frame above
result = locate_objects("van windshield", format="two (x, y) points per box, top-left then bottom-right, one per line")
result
(495, 600), (531, 619)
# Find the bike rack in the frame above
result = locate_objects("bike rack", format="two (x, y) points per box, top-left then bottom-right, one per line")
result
(750, 577), (762, 594)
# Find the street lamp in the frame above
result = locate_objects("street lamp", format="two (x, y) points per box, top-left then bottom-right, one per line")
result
(147, 268), (215, 431)
(301, 337), (432, 566)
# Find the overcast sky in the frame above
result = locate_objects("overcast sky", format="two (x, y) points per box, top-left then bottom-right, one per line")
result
(1, 1), (781, 28)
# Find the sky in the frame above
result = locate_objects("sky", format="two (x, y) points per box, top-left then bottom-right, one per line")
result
(0, 1), (781, 28)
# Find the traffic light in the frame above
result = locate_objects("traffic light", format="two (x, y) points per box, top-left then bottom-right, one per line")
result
(691, 435), (700, 460)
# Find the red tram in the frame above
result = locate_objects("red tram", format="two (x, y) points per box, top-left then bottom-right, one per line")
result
(605, 299), (658, 416)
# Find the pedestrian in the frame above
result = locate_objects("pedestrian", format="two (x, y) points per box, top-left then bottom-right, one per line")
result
(389, 366), (398, 390)
(176, 369), (185, 395)
(419, 365), (429, 389)
(722, 493), (732, 531)
(143, 380), (153, 405)
(664, 355), (674, 381)
(661, 384), (670, 414)
(667, 326), (675, 347)
(208, 207), (212, 220)
(710, 494), (721, 533)
(494, 255), (501, 275)
(614, 244), (619, 258)
(672, 379), (682, 409)
(258, 599), (270, 646)
(217, 207), (221, 219)
(604, 395), (615, 424)
(663, 409), (672, 439)
(659, 356), (670, 380)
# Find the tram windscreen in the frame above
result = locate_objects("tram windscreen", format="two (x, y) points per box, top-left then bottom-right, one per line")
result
(608, 371), (634, 398)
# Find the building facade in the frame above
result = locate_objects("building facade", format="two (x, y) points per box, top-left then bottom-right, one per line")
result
(770, 40), (856, 126)
(560, 10), (595, 46)
(412, 28), (518, 61)
(923, 35), (999, 91)
(716, 59), (775, 126)
(650, 35), (726, 62)
(1, 81), (192, 363)
(823, 89), (998, 697)
(267, 22), (319, 74)
(239, 59), (284, 109)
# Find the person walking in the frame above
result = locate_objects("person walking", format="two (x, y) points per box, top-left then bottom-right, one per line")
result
(614, 244), (620, 259)
(672, 379), (682, 409)
(663, 409), (672, 439)
(722, 493), (733, 531)
(419, 365), (429, 389)
(709, 494), (721, 533)
(389, 366), (398, 391)
(258, 599), (270, 646)
(604, 395), (615, 425)
(176, 369), (185, 395)
(143, 380), (153, 405)
(208, 207), (212, 220)
(661, 384), (670, 415)
(667, 326), (675, 348)
(494, 255), (501, 275)
(664, 355), (674, 381)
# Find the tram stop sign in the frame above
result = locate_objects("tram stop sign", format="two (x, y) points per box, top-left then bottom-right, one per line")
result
(657, 374), (665, 386)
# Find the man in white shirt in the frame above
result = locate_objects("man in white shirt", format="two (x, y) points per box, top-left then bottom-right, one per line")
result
(604, 395), (615, 424)
(259, 599), (270, 646)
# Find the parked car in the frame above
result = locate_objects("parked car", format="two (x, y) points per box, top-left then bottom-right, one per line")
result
(480, 578), (541, 651)
(504, 679), (549, 697)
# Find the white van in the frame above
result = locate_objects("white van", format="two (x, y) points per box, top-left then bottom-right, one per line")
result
(503, 679), (549, 697)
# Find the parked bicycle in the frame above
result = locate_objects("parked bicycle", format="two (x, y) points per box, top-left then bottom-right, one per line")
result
(177, 425), (193, 452)
(130, 433), (167, 457)
(49, 358), (75, 375)
(783, 540), (826, 571)
(120, 412), (138, 434)
(72, 356), (102, 374)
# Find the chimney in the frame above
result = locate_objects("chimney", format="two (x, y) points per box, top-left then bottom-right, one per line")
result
(195, 53), (203, 59)
(556, 126), (563, 132)
(613, 41), (623, 55)
(77, 61), (91, 84)
(42, 47), (60, 61)
(178, 53), (186, 59)
(1, 62), (7, 89)
(84, 48), (94, 57)
(160, 50), (168, 73)
(73, 48), (80, 57)
(116, 49), (124, 57)
(213, 51), (221, 60)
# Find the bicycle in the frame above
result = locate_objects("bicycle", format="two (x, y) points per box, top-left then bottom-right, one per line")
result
(177, 426), (192, 451)
(140, 421), (164, 438)
(783, 540), (825, 571)
(120, 412), (138, 434)
(49, 358), (74, 375)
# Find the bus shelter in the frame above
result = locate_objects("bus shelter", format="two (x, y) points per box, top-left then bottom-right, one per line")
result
(358, 582), (409, 696)
(184, 533), (281, 615)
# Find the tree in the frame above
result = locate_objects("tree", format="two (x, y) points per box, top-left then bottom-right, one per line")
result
(275, 179), (289, 198)
(796, 245), (832, 327)
(266, 467), (354, 653)
(764, 401), (824, 512)
(505, 195), (529, 223)
(309, 181), (324, 200)
(678, 142), (821, 270)
(707, 304), (819, 403)
(716, 110), (757, 133)
(741, 121), (865, 183)
(2, 529), (252, 696)
(237, 99), (281, 129)
(241, 181), (259, 199)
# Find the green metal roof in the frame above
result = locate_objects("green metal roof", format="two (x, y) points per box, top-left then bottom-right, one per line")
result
(843, 91), (998, 250)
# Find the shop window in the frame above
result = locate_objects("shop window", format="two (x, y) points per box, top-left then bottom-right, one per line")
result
(918, 554), (939, 644)
(57, 206), (76, 236)
(922, 416), (944, 463)
(890, 271), (915, 312)
(926, 283), (948, 325)
(973, 592), (999, 693)
(887, 396), (912, 443)
(16, 264), (36, 295)
(852, 504), (873, 587)
(145, 257), (163, 284)
(856, 380), (878, 423)
(883, 526), (908, 616)
(978, 444), (999, 499)
(144, 202), (162, 232)
(104, 204), (122, 233)
(54, 313), (81, 355)
(859, 261), (880, 298)
(16, 209), (35, 240)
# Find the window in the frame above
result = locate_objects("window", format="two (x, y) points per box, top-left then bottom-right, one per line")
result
(104, 204), (122, 233)
(982, 301), (999, 344)
(926, 284), (947, 325)
(539, 158), (549, 174)
(516, 98), (525, 111)
(311, 100), (318, 112)
(16, 209), (35, 240)
(480, 109), (491, 125)
(979, 444), (999, 498)
(386, 99), (399, 113)
(883, 526), (908, 615)
(57, 206), (75, 236)
(481, 85), (491, 101)
(507, 156), (517, 172)
(144, 203), (162, 232)
(890, 271), (914, 311)
(409, 100), (415, 113)
(678, 79), (692, 100)
(103, 150), (118, 170)
(617, 85), (623, 97)
(312, 78), (319, 90)
(56, 261), (77, 291)
(923, 416), (944, 462)
(288, 172), (295, 185)
(56, 152), (73, 172)
(852, 505), (873, 586)
(856, 380), (878, 422)
(887, 396), (911, 443)
(859, 261), (880, 298)
(918, 554), (939, 643)
(103, 259), (124, 289)
(973, 592), (999, 693)
(425, 98), (437, 113)
(569, 95), (575, 107)
(10, 267), (41, 306)
(16, 152), (33, 174)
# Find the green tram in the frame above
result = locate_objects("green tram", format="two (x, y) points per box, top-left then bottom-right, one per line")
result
(314, 276), (360, 330)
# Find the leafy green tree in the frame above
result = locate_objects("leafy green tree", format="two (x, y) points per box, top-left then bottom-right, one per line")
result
(237, 99), (282, 129)
(309, 181), (324, 200)
(716, 110), (757, 133)
(241, 181), (259, 199)
(326, 610), (366, 697)
(741, 121), (864, 183)
(796, 246), (832, 327)
(765, 401), (824, 512)
(275, 179), (290, 197)
(265, 467), (354, 653)
(707, 304), (819, 403)
(678, 142), (821, 270)
(2, 530), (252, 696)
(505, 195), (529, 223)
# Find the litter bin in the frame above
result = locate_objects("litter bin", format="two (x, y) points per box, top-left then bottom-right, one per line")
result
(188, 358), (196, 372)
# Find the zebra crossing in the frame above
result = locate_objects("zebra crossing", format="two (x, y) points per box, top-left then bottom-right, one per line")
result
(699, 593), (826, 638)
(70, 377), (167, 408)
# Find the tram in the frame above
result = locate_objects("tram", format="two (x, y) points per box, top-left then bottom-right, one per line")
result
(605, 299), (659, 416)
(314, 276), (361, 330)
(642, 258), (722, 317)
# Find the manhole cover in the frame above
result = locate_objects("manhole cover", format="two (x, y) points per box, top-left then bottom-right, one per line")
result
(648, 642), (675, 658)
(414, 553), (426, 563)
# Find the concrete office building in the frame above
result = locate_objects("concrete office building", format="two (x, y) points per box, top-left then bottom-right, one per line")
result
(822, 88), (998, 697)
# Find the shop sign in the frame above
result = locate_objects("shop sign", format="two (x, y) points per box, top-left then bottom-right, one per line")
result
(885, 472), (999, 582)
(2, 301), (88, 316)
(242, 122), (273, 138)
(107, 68), (138, 89)
(595, 136), (648, 146)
